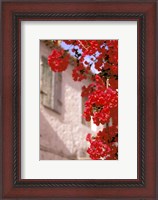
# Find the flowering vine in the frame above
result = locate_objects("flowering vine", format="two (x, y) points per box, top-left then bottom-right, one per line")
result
(47, 40), (118, 160)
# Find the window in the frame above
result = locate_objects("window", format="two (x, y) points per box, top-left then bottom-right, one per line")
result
(40, 56), (62, 114)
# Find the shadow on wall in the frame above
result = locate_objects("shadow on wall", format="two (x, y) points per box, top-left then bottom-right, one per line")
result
(40, 111), (77, 160)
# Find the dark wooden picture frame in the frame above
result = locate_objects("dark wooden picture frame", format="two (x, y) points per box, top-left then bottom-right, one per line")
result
(1, 0), (157, 199)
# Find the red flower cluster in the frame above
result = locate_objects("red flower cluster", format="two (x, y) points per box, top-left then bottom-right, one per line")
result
(110, 65), (118, 75)
(105, 40), (118, 66)
(93, 40), (118, 76)
(63, 40), (76, 45)
(72, 64), (90, 81)
(48, 49), (70, 72)
(83, 87), (118, 125)
(86, 126), (118, 160)
(110, 107), (118, 126)
(109, 77), (118, 90)
(64, 40), (118, 78)
(81, 75), (106, 97)
(81, 83), (96, 97)
(76, 40), (102, 55)
(47, 40), (118, 160)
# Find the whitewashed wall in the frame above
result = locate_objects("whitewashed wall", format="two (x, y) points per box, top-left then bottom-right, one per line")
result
(40, 41), (99, 160)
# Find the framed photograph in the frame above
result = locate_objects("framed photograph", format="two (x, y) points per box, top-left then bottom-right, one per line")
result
(1, 0), (157, 199)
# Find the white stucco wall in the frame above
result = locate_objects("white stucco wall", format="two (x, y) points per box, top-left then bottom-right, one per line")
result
(40, 41), (96, 160)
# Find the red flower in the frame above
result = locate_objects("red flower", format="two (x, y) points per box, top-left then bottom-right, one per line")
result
(109, 77), (118, 90)
(83, 87), (118, 125)
(63, 40), (76, 45)
(95, 74), (105, 86)
(48, 49), (70, 72)
(86, 126), (118, 160)
(111, 65), (118, 75)
(72, 64), (90, 81)
(81, 83), (96, 97)
(81, 75), (106, 97)
(86, 133), (92, 142)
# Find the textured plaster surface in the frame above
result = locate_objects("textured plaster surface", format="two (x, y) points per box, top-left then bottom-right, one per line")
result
(40, 41), (94, 160)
